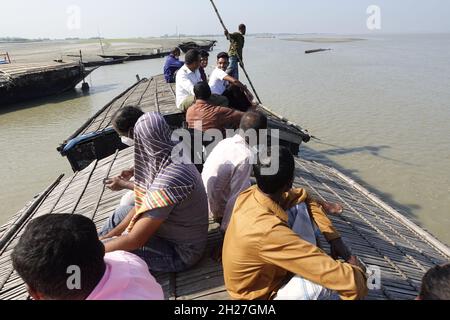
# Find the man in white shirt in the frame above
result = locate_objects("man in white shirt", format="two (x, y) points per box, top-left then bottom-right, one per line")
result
(176, 49), (229, 112)
(202, 111), (268, 232)
(202, 111), (345, 234)
(176, 49), (202, 110)
(209, 52), (245, 96)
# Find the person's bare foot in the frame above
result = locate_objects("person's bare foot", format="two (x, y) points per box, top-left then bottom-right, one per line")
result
(321, 201), (344, 216)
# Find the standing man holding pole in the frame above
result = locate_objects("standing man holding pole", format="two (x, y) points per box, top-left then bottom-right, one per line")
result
(225, 24), (246, 80)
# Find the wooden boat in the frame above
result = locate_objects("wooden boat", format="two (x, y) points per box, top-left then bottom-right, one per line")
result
(82, 57), (129, 67)
(2, 101), (449, 299)
(178, 40), (217, 53)
(99, 54), (129, 60)
(99, 51), (170, 62)
(125, 50), (171, 61)
(305, 48), (332, 54)
(0, 62), (97, 106)
(1, 73), (449, 301)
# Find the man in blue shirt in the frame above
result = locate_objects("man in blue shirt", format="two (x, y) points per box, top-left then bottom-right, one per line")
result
(164, 47), (184, 83)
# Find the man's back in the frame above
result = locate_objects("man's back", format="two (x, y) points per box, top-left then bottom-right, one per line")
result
(186, 100), (243, 134)
(223, 186), (294, 300)
(223, 186), (368, 300)
(228, 32), (245, 60)
(164, 55), (183, 83)
(175, 65), (201, 108)
(87, 251), (164, 300)
(202, 134), (253, 231)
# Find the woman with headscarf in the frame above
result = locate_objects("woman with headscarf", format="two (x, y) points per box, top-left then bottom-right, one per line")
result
(100, 108), (209, 273)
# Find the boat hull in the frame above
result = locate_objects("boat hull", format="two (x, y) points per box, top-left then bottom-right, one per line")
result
(0, 64), (95, 106)
(179, 41), (217, 53)
(83, 57), (128, 67)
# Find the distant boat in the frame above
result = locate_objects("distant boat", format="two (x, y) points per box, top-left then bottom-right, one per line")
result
(82, 56), (129, 67)
(0, 62), (96, 106)
(178, 40), (217, 53)
(125, 50), (171, 61)
(305, 48), (332, 54)
(97, 54), (128, 60)
(99, 50), (170, 62)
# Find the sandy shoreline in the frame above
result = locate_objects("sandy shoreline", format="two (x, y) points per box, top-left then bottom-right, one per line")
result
(0, 38), (215, 63)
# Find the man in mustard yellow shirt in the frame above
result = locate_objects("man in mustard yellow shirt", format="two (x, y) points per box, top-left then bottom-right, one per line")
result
(222, 146), (368, 300)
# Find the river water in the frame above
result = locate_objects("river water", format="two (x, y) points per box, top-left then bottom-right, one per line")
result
(1, 34), (449, 244)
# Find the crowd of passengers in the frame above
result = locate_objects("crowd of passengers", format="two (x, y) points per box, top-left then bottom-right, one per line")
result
(11, 24), (450, 301)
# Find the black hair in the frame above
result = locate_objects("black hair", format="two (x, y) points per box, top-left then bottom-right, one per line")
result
(194, 81), (212, 100)
(112, 106), (144, 136)
(200, 50), (210, 58)
(11, 214), (106, 300)
(239, 24), (246, 31)
(217, 52), (229, 61)
(185, 49), (200, 65)
(240, 111), (268, 132)
(420, 264), (450, 300)
(253, 146), (295, 194)
(171, 47), (181, 56)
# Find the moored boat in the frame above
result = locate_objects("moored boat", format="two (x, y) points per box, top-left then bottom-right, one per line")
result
(82, 56), (129, 67)
(125, 50), (171, 61)
(0, 62), (96, 106)
(178, 40), (217, 53)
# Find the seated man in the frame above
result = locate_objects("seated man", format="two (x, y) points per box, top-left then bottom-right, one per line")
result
(199, 50), (209, 82)
(176, 49), (229, 112)
(417, 264), (450, 300)
(209, 52), (245, 96)
(100, 111), (209, 273)
(11, 214), (164, 300)
(209, 52), (254, 112)
(186, 81), (244, 135)
(222, 146), (368, 300)
(203, 111), (343, 233)
(176, 49), (202, 110)
(163, 47), (184, 83)
(202, 110), (267, 232)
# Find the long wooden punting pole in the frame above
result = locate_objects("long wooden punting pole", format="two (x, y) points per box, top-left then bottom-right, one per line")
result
(209, 0), (263, 105)
(209, 0), (313, 142)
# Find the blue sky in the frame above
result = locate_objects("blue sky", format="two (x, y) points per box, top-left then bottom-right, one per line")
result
(1, 0), (449, 38)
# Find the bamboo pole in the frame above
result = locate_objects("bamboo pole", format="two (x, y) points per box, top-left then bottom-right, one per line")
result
(208, 0), (312, 142)
(209, 0), (262, 105)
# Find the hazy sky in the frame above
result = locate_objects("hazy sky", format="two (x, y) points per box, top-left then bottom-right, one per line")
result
(1, 0), (449, 38)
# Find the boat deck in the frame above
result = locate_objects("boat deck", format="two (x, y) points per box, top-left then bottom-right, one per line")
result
(0, 62), (81, 79)
(76, 75), (181, 138)
(59, 74), (306, 172)
(1, 147), (448, 300)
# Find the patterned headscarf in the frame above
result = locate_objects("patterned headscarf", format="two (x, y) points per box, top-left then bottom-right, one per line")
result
(127, 112), (198, 232)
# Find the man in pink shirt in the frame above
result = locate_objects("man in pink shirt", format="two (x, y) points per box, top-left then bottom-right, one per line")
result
(12, 214), (164, 300)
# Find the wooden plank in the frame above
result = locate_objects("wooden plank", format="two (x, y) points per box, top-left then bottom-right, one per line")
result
(1, 143), (449, 300)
